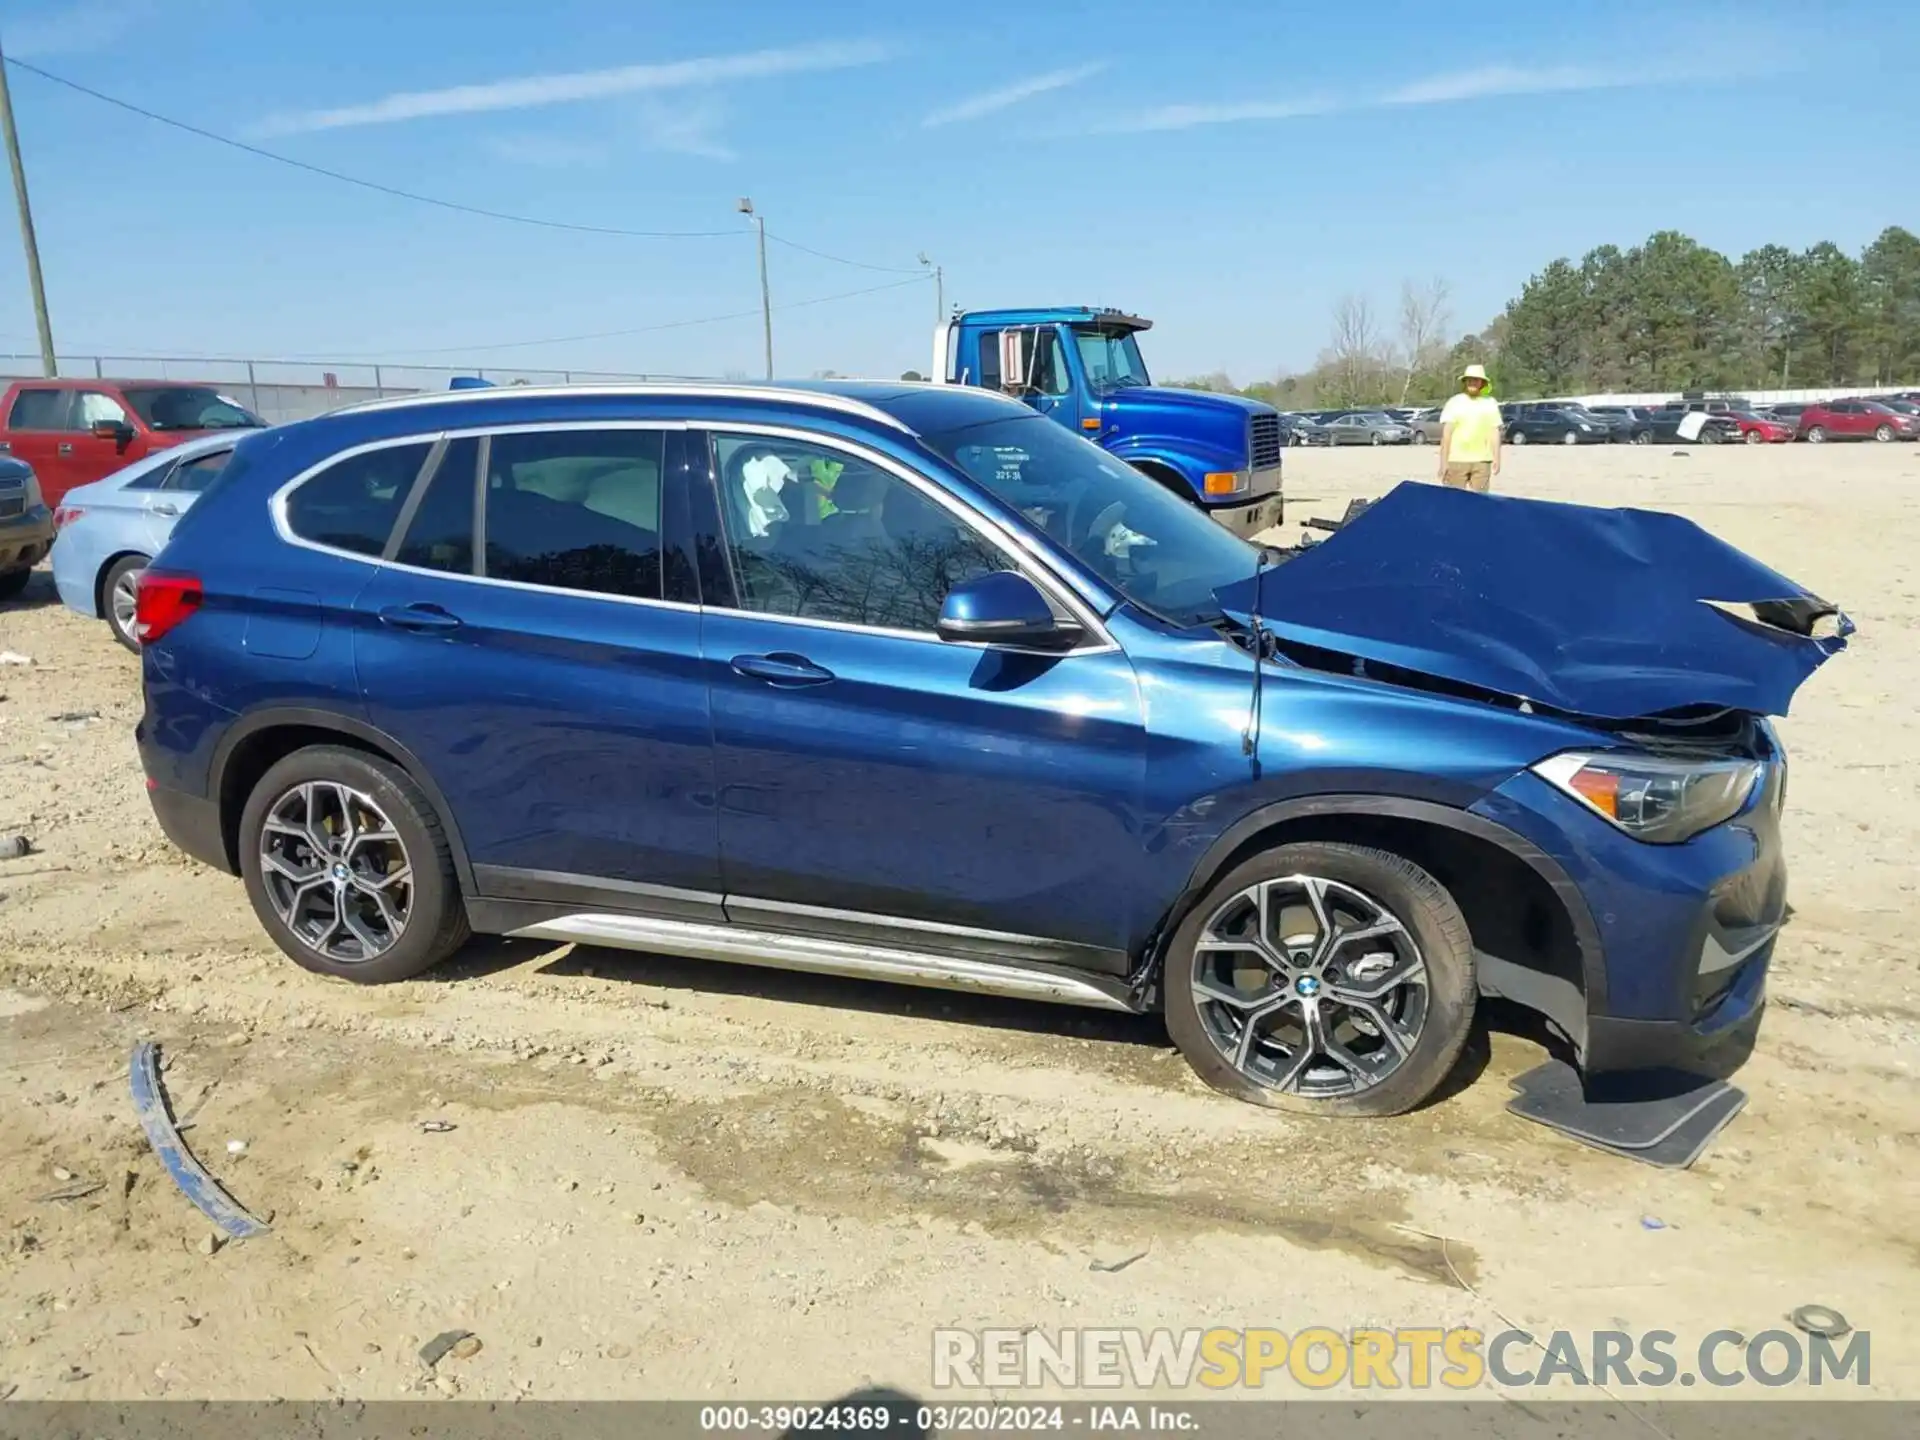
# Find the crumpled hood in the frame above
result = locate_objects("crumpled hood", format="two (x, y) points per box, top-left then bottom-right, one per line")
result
(1214, 482), (1851, 720)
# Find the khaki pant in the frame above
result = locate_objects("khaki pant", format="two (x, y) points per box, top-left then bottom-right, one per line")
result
(1442, 461), (1493, 493)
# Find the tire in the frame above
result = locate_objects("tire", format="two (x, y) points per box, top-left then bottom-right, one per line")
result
(0, 568), (28, 601)
(1701, 427), (1723, 445)
(1744, 429), (1764, 446)
(100, 554), (149, 652)
(1633, 429), (1652, 445)
(1510, 429), (1527, 445)
(1370, 432), (1383, 446)
(1806, 425), (1827, 443)
(1874, 424), (1895, 443)
(238, 745), (470, 984)
(1162, 841), (1476, 1118)
(1562, 430), (1579, 446)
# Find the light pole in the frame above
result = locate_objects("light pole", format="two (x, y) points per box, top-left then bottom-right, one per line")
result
(919, 251), (943, 324)
(737, 197), (771, 380)
(0, 37), (57, 377)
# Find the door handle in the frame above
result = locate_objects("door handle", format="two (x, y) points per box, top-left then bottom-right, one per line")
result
(378, 603), (462, 633)
(57, 442), (73, 457)
(730, 652), (835, 687)
(150, 503), (179, 518)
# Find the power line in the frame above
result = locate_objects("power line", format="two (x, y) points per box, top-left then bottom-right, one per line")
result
(4, 57), (741, 239)
(764, 230), (925, 275)
(348, 274), (933, 357)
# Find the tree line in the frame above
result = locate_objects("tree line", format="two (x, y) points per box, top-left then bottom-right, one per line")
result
(1175, 226), (1920, 407)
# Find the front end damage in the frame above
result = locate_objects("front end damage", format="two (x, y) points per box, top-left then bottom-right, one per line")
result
(1215, 482), (1851, 1084)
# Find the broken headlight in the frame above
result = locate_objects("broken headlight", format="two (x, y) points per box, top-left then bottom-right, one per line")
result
(1533, 751), (1763, 844)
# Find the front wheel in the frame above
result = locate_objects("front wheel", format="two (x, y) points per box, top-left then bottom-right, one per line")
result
(1874, 424), (1895, 442)
(239, 745), (470, 983)
(1745, 429), (1764, 445)
(1806, 425), (1827, 443)
(1509, 429), (1528, 445)
(1633, 429), (1653, 444)
(101, 554), (149, 651)
(1163, 842), (1476, 1117)
(1562, 430), (1579, 445)
(1370, 432), (1383, 446)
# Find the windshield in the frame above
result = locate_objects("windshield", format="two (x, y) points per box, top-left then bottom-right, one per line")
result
(919, 413), (1255, 628)
(120, 386), (265, 432)
(1073, 328), (1152, 393)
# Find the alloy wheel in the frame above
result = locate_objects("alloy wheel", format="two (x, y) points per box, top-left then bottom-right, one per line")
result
(1562, 430), (1578, 445)
(108, 567), (142, 642)
(258, 781), (413, 963)
(1189, 874), (1428, 1099)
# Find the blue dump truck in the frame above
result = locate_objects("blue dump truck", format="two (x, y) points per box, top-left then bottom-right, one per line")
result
(933, 307), (1284, 537)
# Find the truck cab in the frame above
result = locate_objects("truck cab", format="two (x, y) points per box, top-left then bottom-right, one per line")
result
(934, 307), (1283, 538)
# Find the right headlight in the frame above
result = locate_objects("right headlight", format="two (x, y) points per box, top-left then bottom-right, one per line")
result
(1532, 751), (1763, 844)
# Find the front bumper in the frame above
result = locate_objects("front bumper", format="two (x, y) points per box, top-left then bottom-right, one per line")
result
(1205, 482), (1283, 539)
(1473, 750), (1788, 1086)
(0, 504), (54, 573)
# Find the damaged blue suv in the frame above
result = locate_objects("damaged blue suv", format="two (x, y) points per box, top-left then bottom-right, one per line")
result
(134, 382), (1849, 1117)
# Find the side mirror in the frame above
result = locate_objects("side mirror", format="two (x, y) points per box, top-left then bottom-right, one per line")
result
(936, 572), (1079, 649)
(91, 419), (135, 450)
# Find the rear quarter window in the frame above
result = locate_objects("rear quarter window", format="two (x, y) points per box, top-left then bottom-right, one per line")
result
(284, 443), (435, 557)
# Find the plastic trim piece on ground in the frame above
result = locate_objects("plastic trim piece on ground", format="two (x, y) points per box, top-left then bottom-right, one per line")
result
(1505, 1059), (1747, 1169)
(128, 1040), (271, 1240)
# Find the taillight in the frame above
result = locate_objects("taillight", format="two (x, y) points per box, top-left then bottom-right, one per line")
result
(53, 506), (85, 530)
(133, 572), (202, 645)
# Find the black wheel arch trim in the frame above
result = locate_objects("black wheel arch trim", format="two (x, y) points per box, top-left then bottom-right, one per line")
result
(1136, 793), (1608, 1018)
(208, 707), (476, 893)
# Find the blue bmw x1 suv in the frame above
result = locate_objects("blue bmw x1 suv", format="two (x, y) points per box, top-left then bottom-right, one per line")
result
(134, 381), (1849, 1117)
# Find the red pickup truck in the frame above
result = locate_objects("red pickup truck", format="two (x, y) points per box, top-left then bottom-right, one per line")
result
(0, 377), (265, 508)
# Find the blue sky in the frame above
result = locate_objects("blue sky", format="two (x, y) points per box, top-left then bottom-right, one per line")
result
(0, 0), (1915, 385)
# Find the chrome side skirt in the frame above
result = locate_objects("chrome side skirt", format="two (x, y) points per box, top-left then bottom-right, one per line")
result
(505, 912), (1138, 1012)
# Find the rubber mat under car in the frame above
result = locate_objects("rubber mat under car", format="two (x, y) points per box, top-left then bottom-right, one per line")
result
(1506, 1059), (1747, 1169)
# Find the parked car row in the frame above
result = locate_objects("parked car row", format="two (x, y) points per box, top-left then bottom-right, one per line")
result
(1279, 392), (1920, 447)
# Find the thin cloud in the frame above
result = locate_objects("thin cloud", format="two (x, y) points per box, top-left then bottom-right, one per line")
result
(1090, 57), (1758, 135)
(637, 97), (736, 162)
(921, 62), (1106, 128)
(484, 134), (608, 170)
(253, 39), (893, 136)
(4, 0), (148, 57)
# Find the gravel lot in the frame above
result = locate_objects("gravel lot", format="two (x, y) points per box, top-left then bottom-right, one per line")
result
(1, 441), (1916, 1403)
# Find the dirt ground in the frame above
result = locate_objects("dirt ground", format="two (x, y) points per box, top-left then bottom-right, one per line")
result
(1, 441), (1916, 1406)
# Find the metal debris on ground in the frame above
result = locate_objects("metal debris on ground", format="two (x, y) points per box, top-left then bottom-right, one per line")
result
(0, 651), (30, 665)
(127, 1040), (270, 1240)
(1640, 1216), (1667, 1230)
(419, 1119), (456, 1133)
(34, 1179), (105, 1203)
(1788, 1304), (1850, 1338)
(418, 1330), (476, 1369)
(1089, 1247), (1150, 1273)
(0, 836), (32, 860)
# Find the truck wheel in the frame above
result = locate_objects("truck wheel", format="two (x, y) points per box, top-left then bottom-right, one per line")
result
(239, 746), (470, 984)
(0, 569), (28, 602)
(1163, 842), (1475, 1118)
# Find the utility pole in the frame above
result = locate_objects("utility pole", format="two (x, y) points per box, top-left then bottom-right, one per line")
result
(0, 38), (57, 376)
(738, 197), (772, 380)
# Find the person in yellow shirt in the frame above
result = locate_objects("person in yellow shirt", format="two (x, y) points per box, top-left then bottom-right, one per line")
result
(1437, 363), (1503, 493)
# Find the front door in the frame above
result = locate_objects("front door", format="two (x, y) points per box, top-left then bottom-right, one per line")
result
(352, 425), (721, 912)
(693, 427), (1147, 965)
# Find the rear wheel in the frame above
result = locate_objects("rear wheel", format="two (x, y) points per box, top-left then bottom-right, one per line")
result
(238, 746), (469, 983)
(1562, 430), (1579, 445)
(1163, 842), (1476, 1117)
(1744, 429), (1764, 445)
(1874, 423), (1895, 442)
(1370, 432), (1383, 446)
(1510, 429), (1528, 445)
(101, 554), (149, 651)
(1807, 425), (1827, 443)
(1633, 429), (1653, 444)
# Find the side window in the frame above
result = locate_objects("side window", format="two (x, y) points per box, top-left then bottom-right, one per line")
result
(977, 331), (1002, 390)
(482, 429), (663, 600)
(166, 451), (233, 493)
(393, 437), (479, 574)
(75, 391), (130, 428)
(8, 388), (71, 430)
(709, 432), (1010, 634)
(284, 442), (434, 557)
(1034, 331), (1070, 397)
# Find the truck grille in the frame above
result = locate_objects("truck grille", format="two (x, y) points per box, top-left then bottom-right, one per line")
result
(1249, 414), (1282, 469)
(0, 475), (22, 519)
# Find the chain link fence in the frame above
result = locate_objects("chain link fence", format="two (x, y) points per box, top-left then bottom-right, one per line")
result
(0, 353), (723, 424)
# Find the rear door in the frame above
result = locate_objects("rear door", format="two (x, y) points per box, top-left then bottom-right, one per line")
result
(352, 422), (721, 911)
(3, 386), (77, 502)
(67, 389), (143, 488)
